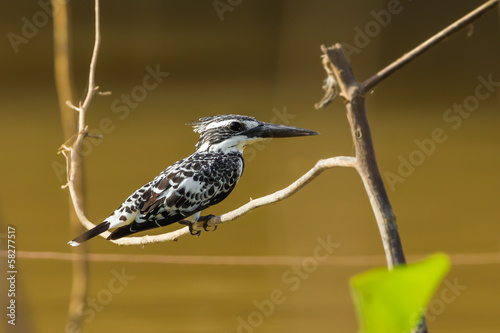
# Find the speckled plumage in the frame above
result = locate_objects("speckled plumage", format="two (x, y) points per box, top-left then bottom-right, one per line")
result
(68, 114), (317, 246)
(105, 150), (243, 240)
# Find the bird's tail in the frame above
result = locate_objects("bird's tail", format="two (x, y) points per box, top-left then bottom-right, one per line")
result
(68, 222), (111, 247)
(106, 224), (137, 240)
(106, 219), (169, 240)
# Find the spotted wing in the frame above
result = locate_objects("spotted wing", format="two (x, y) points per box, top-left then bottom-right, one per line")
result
(107, 152), (243, 239)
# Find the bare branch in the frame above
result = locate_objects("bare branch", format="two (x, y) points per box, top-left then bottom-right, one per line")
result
(61, 0), (106, 239)
(314, 54), (339, 109)
(107, 156), (356, 246)
(206, 156), (356, 227)
(360, 0), (499, 93)
(315, 0), (499, 271)
(314, 3), (500, 333)
(320, 44), (406, 268)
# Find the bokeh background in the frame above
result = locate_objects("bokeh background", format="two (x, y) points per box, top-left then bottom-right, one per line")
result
(1, 0), (499, 332)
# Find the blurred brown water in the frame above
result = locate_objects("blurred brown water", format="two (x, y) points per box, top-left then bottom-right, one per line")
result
(1, 1), (499, 332)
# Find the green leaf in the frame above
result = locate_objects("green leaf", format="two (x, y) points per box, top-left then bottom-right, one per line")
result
(350, 253), (451, 333)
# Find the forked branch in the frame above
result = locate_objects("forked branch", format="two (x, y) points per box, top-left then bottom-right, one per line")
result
(315, 1), (498, 332)
(58, 0), (107, 237)
(316, 0), (499, 268)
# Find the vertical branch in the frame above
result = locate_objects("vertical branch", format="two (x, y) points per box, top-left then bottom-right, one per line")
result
(316, 0), (499, 269)
(322, 45), (406, 268)
(316, 4), (498, 330)
(62, 0), (102, 232)
(52, 0), (88, 328)
(320, 43), (426, 333)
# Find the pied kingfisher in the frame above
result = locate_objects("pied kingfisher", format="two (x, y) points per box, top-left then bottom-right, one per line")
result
(68, 114), (318, 246)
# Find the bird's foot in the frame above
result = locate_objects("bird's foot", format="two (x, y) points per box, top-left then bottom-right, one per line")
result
(190, 225), (202, 237)
(179, 215), (217, 236)
(178, 220), (201, 236)
(198, 214), (217, 232)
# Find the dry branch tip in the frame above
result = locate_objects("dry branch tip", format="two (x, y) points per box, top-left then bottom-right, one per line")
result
(315, 53), (339, 109)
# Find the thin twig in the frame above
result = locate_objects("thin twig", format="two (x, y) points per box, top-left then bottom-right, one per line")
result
(108, 156), (356, 246)
(207, 157), (356, 226)
(61, 0), (107, 236)
(360, 0), (499, 93)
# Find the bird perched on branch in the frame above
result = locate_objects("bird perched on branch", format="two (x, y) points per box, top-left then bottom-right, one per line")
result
(68, 114), (318, 246)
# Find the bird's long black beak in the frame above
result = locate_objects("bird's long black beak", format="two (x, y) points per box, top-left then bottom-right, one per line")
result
(244, 122), (319, 138)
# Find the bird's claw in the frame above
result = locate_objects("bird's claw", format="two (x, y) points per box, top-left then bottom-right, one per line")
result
(179, 214), (217, 236)
(190, 227), (202, 237)
(179, 220), (201, 236)
(200, 214), (217, 232)
(203, 222), (218, 232)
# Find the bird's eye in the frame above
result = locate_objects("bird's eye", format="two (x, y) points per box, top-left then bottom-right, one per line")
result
(229, 122), (243, 132)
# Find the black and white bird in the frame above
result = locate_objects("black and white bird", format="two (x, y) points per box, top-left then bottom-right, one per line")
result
(68, 114), (318, 246)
